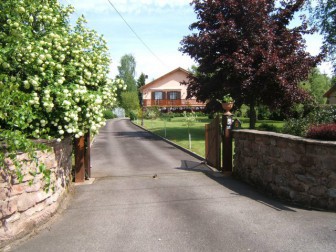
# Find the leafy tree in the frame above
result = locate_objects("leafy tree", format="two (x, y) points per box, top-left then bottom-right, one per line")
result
(118, 54), (137, 92)
(308, 0), (336, 73)
(120, 91), (140, 116)
(137, 73), (147, 105)
(180, 0), (321, 128)
(301, 68), (332, 104)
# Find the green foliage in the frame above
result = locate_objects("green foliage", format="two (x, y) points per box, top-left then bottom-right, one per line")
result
(219, 94), (234, 103)
(102, 110), (116, 119)
(308, 0), (336, 73)
(0, 0), (123, 187)
(129, 110), (138, 121)
(283, 105), (336, 136)
(137, 73), (147, 105)
(300, 68), (332, 104)
(145, 107), (160, 120)
(257, 123), (281, 133)
(120, 91), (140, 116)
(118, 54), (137, 92)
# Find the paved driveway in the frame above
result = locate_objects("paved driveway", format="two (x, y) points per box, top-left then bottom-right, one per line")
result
(10, 118), (336, 251)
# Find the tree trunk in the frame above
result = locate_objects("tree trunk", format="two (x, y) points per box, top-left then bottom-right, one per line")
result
(249, 99), (256, 129)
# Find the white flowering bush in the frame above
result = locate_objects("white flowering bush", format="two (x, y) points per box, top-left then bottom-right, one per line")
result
(0, 0), (126, 185)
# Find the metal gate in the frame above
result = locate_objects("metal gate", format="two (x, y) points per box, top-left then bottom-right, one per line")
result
(205, 115), (221, 169)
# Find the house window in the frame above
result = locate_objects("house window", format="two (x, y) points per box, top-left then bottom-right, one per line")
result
(154, 92), (163, 100)
(168, 91), (180, 100)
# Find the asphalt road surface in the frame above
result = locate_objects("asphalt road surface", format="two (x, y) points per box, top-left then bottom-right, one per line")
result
(10, 118), (336, 252)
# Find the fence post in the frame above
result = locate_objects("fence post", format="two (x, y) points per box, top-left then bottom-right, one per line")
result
(85, 130), (91, 179)
(74, 136), (85, 183)
(222, 114), (233, 172)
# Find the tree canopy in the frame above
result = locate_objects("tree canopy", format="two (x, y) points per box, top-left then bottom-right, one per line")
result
(118, 54), (137, 92)
(308, 0), (336, 74)
(301, 68), (332, 104)
(180, 0), (321, 128)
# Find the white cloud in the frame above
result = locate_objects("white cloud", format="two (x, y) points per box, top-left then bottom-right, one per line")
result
(62, 0), (192, 14)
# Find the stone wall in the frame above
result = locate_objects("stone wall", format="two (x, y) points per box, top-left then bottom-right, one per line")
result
(0, 137), (73, 247)
(233, 130), (336, 210)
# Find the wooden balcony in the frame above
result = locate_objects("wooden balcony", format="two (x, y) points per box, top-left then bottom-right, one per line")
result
(143, 99), (205, 107)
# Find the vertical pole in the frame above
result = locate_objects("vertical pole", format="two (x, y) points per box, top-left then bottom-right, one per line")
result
(85, 131), (91, 179)
(222, 115), (233, 172)
(75, 136), (85, 183)
(205, 124), (209, 163)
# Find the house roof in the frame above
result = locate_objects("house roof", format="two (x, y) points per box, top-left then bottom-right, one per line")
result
(323, 84), (336, 97)
(139, 67), (190, 92)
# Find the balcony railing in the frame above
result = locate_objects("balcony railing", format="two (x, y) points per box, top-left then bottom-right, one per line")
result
(143, 99), (205, 107)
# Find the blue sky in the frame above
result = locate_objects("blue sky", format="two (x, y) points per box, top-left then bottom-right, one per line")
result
(60, 0), (333, 81)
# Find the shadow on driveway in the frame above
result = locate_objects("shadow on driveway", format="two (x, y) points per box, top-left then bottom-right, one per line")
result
(176, 160), (296, 212)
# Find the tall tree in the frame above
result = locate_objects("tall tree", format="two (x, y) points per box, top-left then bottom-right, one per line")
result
(118, 54), (137, 92)
(301, 68), (332, 104)
(308, 0), (336, 73)
(180, 0), (321, 128)
(137, 73), (147, 105)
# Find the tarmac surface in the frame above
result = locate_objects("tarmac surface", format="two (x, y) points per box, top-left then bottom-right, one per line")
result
(9, 118), (336, 251)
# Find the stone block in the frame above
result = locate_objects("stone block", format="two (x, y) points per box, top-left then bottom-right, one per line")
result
(17, 193), (37, 212)
(328, 198), (336, 211)
(321, 157), (336, 170)
(0, 200), (18, 218)
(296, 174), (316, 184)
(308, 186), (327, 197)
(311, 197), (328, 209)
(293, 193), (311, 206)
(25, 182), (41, 193)
(24, 202), (46, 217)
(299, 156), (315, 168)
(327, 174), (336, 188)
(0, 188), (8, 201)
(6, 212), (21, 224)
(328, 188), (336, 198)
(289, 180), (307, 193)
(10, 184), (26, 196)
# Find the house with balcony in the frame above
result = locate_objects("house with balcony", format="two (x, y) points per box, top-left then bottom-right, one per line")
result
(139, 67), (205, 111)
(323, 84), (336, 104)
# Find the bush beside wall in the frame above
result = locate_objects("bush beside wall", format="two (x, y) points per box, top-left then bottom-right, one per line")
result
(233, 130), (336, 210)
(0, 137), (73, 248)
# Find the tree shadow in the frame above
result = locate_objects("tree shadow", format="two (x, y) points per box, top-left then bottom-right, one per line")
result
(176, 160), (297, 212)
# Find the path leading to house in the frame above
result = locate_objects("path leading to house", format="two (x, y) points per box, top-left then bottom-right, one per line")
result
(11, 118), (336, 252)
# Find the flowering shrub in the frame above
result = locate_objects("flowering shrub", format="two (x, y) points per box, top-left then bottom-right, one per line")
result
(306, 124), (336, 141)
(0, 0), (125, 187)
(1, 0), (126, 140)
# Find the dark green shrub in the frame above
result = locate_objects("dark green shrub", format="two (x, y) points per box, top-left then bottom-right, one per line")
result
(282, 118), (310, 137)
(129, 110), (137, 121)
(145, 106), (160, 119)
(283, 105), (336, 137)
(257, 123), (280, 133)
(103, 110), (116, 119)
(306, 124), (336, 141)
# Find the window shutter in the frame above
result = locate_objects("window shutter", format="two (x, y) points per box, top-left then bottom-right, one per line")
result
(167, 92), (171, 100)
(151, 92), (155, 100)
(162, 92), (166, 100)
(177, 91), (181, 99)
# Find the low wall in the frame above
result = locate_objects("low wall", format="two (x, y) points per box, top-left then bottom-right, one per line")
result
(233, 130), (336, 210)
(0, 137), (73, 247)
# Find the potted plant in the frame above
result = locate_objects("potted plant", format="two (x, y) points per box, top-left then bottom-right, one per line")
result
(218, 94), (234, 115)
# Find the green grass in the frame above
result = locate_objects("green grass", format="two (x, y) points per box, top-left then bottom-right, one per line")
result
(134, 116), (284, 158)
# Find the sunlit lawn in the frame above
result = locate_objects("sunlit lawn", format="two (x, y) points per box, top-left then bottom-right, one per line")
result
(134, 116), (284, 158)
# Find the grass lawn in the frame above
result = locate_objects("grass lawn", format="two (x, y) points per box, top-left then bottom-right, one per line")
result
(134, 116), (284, 158)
